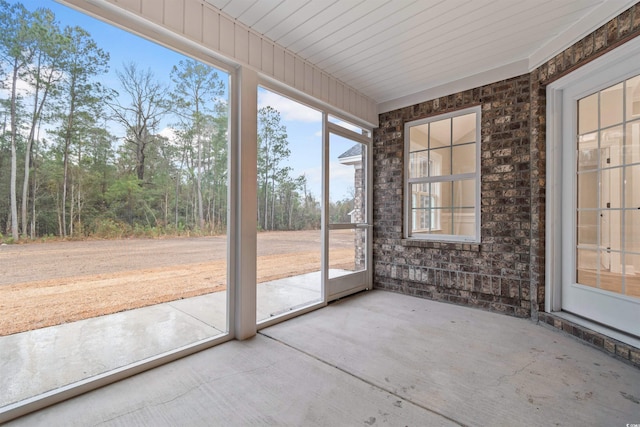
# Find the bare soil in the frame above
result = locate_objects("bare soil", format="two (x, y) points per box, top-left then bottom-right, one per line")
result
(0, 230), (354, 336)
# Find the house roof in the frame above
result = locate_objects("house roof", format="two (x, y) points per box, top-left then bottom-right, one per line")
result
(338, 144), (362, 160)
(204, 0), (635, 113)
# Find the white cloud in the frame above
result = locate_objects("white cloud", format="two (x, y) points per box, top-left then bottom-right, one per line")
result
(159, 126), (177, 141)
(295, 161), (356, 201)
(258, 90), (321, 123)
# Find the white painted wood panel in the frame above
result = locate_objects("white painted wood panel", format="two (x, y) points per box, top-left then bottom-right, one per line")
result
(234, 25), (249, 64)
(282, 0), (378, 57)
(163, 0), (184, 32)
(284, 52), (295, 87)
(205, 0), (228, 10)
(68, 0), (626, 122)
(321, 73), (329, 102)
(251, 0), (314, 40)
(219, 14), (235, 57)
(294, 57), (305, 91)
(192, 0), (629, 113)
(261, 40), (274, 76)
(305, 1), (449, 67)
(219, 0), (255, 18)
(202, 5), (220, 50)
(273, 45), (285, 81)
(140, 0), (162, 23)
(270, 1), (343, 49)
(313, 68), (322, 100)
(248, 33), (262, 69)
(114, 0), (141, 13)
(237, 2), (280, 28)
(184, 0), (203, 42)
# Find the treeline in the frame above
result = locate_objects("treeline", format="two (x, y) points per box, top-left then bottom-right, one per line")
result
(0, 2), (344, 242)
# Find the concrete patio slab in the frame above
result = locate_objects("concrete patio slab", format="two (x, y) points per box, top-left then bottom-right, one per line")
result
(0, 271), (324, 410)
(5, 290), (639, 426)
(262, 290), (640, 426)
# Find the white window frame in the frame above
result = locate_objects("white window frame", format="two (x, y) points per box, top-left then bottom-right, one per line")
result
(546, 35), (640, 346)
(404, 106), (481, 243)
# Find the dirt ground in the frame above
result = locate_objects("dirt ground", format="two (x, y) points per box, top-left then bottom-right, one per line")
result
(0, 230), (355, 336)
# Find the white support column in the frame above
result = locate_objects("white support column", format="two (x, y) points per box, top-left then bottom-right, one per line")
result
(232, 66), (258, 340)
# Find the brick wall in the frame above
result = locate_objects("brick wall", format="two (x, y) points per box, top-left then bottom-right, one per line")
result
(374, 74), (532, 317)
(373, 3), (640, 322)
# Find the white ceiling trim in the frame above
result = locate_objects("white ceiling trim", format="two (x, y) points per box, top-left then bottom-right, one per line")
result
(379, 0), (638, 113)
(377, 59), (529, 114)
(61, 0), (379, 126)
(528, 0), (638, 70)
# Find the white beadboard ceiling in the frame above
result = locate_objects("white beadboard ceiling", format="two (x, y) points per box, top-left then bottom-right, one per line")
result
(204, 0), (636, 112)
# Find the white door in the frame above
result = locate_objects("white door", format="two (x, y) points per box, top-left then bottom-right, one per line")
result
(324, 121), (372, 300)
(561, 69), (640, 337)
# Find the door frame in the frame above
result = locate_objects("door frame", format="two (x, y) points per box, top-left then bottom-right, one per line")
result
(546, 35), (640, 341)
(323, 120), (373, 302)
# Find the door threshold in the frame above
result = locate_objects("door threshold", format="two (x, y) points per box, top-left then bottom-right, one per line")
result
(551, 311), (640, 349)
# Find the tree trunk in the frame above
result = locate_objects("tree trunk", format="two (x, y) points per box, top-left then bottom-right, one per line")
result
(9, 61), (20, 241)
(196, 135), (204, 229)
(62, 142), (69, 237)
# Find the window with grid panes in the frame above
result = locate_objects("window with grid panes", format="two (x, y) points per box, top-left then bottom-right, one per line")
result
(405, 107), (480, 242)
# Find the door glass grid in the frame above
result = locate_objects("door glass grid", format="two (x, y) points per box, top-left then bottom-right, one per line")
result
(576, 74), (640, 299)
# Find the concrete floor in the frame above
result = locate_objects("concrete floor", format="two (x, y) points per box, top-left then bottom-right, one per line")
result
(5, 290), (640, 426)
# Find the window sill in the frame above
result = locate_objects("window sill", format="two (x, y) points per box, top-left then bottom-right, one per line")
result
(401, 238), (481, 251)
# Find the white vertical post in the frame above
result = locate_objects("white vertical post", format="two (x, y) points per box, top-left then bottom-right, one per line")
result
(232, 66), (258, 340)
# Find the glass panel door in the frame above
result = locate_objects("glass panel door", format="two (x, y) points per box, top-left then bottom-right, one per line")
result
(326, 123), (371, 300)
(563, 73), (640, 337)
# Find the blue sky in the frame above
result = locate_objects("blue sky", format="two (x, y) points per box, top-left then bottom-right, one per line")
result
(13, 0), (357, 201)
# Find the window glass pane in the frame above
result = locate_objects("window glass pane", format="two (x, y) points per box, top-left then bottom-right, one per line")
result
(409, 125), (429, 151)
(577, 132), (598, 171)
(599, 249), (623, 293)
(435, 208), (453, 234)
(600, 82), (623, 128)
(452, 143), (475, 174)
(601, 210), (621, 251)
(452, 180), (475, 208)
(409, 124), (429, 178)
(625, 164), (640, 209)
(410, 183), (434, 232)
(405, 108), (479, 241)
(453, 208), (475, 237)
(434, 181), (452, 209)
(408, 150), (429, 179)
(577, 171), (598, 209)
(624, 253), (640, 298)
(429, 118), (451, 148)
(328, 229), (365, 279)
(601, 126), (623, 168)
(257, 89), (323, 322)
(578, 92), (598, 134)
(452, 113), (476, 145)
(328, 115), (370, 137)
(626, 121), (640, 163)
(600, 167), (623, 209)
(626, 75), (640, 121)
(577, 249), (598, 287)
(429, 147), (450, 176)
(0, 1), (231, 410)
(577, 210), (598, 246)
(626, 210), (640, 253)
